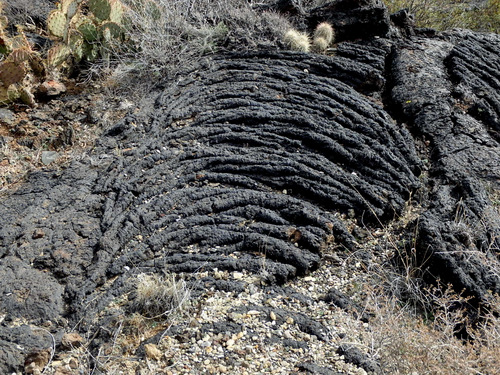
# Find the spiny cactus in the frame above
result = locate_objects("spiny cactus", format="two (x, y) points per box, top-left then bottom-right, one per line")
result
(0, 61), (26, 87)
(47, 43), (72, 67)
(101, 21), (123, 41)
(312, 36), (329, 52)
(312, 22), (335, 52)
(47, 10), (68, 39)
(0, 14), (46, 107)
(314, 22), (335, 45)
(283, 29), (311, 53)
(109, 0), (124, 24)
(47, 0), (126, 65)
(284, 23), (336, 54)
(62, 0), (81, 19)
(89, 0), (112, 21)
(0, 84), (20, 104)
(9, 47), (32, 63)
(78, 19), (99, 42)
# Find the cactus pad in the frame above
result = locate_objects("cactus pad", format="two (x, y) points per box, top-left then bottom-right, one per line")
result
(109, 0), (124, 24)
(89, 0), (112, 21)
(47, 44), (71, 67)
(69, 31), (84, 62)
(0, 61), (26, 87)
(82, 43), (99, 61)
(11, 31), (30, 50)
(101, 22), (123, 41)
(10, 48), (32, 63)
(0, 15), (8, 30)
(61, 0), (81, 20)
(28, 54), (45, 77)
(0, 84), (20, 104)
(78, 20), (99, 42)
(47, 10), (68, 38)
(19, 86), (36, 107)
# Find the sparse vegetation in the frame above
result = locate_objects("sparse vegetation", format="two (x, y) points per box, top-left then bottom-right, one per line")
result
(111, 0), (291, 86)
(357, 288), (500, 374)
(46, 0), (127, 68)
(384, 0), (500, 32)
(131, 272), (191, 318)
(0, 1), (499, 374)
(336, 198), (500, 374)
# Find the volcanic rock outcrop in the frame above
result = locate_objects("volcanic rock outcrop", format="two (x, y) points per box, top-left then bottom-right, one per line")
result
(0, 0), (499, 373)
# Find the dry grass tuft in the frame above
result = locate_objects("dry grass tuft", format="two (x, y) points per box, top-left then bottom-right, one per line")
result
(339, 197), (500, 374)
(355, 288), (500, 374)
(384, 0), (500, 32)
(132, 272), (191, 318)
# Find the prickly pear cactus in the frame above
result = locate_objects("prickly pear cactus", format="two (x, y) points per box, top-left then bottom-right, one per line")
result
(101, 21), (123, 41)
(0, 84), (21, 104)
(47, 43), (72, 67)
(0, 14), (7, 30)
(0, 33), (11, 56)
(78, 19), (99, 42)
(89, 0), (112, 21)
(28, 53), (46, 78)
(0, 61), (26, 87)
(109, 0), (124, 24)
(45, 0), (127, 68)
(9, 48), (32, 63)
(47, 10), (68, 39)
(61, 0), (81, 19)
(0, 10), (45, 107)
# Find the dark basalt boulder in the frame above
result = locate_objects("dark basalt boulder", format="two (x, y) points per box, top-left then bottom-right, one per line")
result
(0, 2), (499, 373)
(390, 31), (500, 302)
(308, 0), (390, 42)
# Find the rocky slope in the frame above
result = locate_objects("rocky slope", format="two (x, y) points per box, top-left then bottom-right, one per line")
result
(0, 0), (499, 373)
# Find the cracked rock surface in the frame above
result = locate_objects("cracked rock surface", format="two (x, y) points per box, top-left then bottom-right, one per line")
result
(0, 2), (499, 373)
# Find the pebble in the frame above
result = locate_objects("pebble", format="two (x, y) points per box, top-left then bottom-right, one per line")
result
(144, 344), (163, 361)
(0, 108), (15, 125)
(41, 151), (60, 165)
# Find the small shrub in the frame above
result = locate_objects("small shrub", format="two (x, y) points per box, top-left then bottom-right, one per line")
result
(115, 0), (291, 85)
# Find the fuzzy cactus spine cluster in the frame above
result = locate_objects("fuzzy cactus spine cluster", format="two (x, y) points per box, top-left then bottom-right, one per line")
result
(284, 22), (336, 54)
